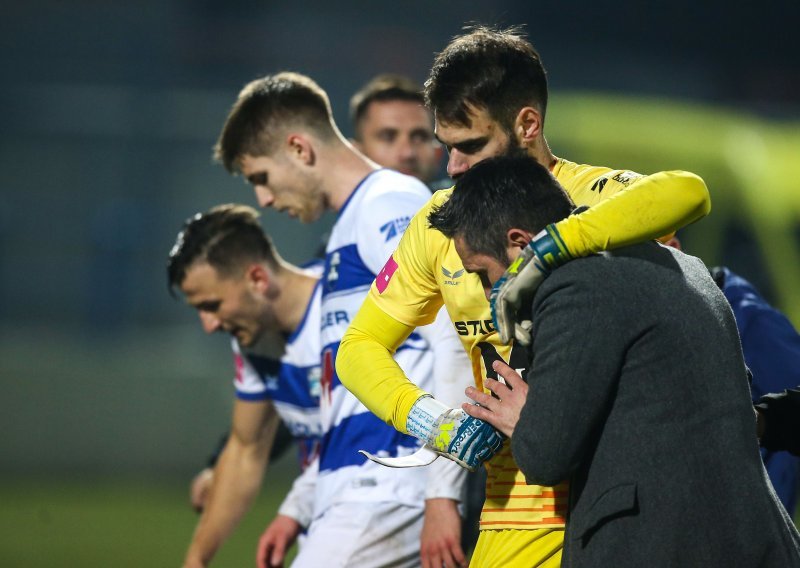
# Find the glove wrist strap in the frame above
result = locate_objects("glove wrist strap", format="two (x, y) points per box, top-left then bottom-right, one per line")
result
(406, 395), (449, 441)
(530, 224), (573, 270)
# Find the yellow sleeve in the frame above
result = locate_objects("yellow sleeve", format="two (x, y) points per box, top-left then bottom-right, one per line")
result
(556, 170), (710, 257)
(337, 295), (430, 433)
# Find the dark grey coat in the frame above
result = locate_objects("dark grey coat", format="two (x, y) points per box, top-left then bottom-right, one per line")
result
(511, 242), (800, 567)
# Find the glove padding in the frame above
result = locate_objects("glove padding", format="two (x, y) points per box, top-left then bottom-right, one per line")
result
(491, 224), (572, 345)
(426, 407), (505, 472)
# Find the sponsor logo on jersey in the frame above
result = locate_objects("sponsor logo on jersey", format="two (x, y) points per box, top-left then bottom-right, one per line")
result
(321, 310), (350, 330)
(441, 266), (465, 286)
(264, 373), (280, 391)
(351, 477), (378, 488)
(590, 177), (608, 193)
(376, 255), (398, 294)
(308, 367), (322, 399)
(286, 421), (321, 438)
(611, 170), (644, 186)
(454, 319), (495, 336)
(379, 216), (412, 242)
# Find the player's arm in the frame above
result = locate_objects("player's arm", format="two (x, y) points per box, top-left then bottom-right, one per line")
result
(183, 398), (279, 568)
(492, 170), (710, 343)
(338, 295), (427, 431)
(557, 169), (710, 255)
(339, 188), (442, 431)
(189, 432), (228, 512)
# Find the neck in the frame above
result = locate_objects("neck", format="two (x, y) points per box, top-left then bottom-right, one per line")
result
(317, 137), (379, 212)
(527, 136), (557, 171)
(271, 266), (319, 334)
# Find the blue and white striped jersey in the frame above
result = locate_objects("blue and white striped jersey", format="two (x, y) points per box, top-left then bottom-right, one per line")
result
(316, 169), (436, 516)
(232, 281), (323, 469)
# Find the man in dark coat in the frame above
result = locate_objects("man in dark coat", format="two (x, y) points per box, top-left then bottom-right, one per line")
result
(428, 153), (800, 567)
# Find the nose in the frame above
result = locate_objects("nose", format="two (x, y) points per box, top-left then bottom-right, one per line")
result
(446, 151), (469, 178)
(199, 311), (222, 334)
(254, 185), (275, 208)
(398, 136), (416, 160)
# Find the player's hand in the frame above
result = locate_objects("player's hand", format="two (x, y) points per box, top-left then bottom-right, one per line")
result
(463, 361), (528, 438)
(189, 467), (215, 513)
(421, 498), (466, 568)
(491, 224), (572, 345)
(256, 514), (301, 568)
(427, 407), (505, 472)
(182, 553), (207, 568)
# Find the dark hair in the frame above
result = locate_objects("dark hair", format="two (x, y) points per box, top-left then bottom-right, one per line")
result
(167, 204), (279, 297)
(214, 72), (336, 173)
(349, 74), (428, 140)
(424, 25), (548, 135)
(428, 155), (573, 262)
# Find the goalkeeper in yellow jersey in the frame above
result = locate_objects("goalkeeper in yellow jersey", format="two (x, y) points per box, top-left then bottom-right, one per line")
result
(337, 25), (710, 568)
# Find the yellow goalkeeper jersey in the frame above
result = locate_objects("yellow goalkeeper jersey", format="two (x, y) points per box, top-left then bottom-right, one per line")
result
(339, 157), (709, 529)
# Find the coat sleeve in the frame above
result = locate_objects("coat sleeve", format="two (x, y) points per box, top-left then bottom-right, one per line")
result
(511, 271), (629, 486)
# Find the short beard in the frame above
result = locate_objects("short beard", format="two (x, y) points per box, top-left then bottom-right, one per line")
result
(501, 140), (528, 160)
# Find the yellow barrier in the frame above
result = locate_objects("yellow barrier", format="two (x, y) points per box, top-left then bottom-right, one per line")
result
(547, 93), (800, 326)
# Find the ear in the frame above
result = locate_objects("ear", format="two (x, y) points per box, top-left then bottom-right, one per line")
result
(507, 227), (535, 253)
(513, 107), (544, 146)
(246, 264), (271, 295)
(287, 134), (316, 166)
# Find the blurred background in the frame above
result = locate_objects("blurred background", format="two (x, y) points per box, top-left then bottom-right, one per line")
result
(1, 1), (799, 565)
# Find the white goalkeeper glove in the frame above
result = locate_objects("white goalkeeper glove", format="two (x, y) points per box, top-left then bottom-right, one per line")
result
(490, 224), (573, 345)
(404, 395), (505, 472)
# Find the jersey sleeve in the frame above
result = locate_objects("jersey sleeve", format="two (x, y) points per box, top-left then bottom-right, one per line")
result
(231, 339), (272, 401)
(556, 169), (710, 257)
(356, 180), (430, 275)
(277, 454), (318, 528)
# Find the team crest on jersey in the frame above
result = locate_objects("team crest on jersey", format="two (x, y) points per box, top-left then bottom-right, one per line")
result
(325, 251), (341, 291)
(379, 216), (412, 242)
(376, 255), (399, 294)
(441, 266), (465, 286)
(234, 353), (245, 384)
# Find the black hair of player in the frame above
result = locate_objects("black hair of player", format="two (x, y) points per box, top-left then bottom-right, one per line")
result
(167, 204), (278, 297)
(428, 154), (573, 262)
(424, 25), (548, 136)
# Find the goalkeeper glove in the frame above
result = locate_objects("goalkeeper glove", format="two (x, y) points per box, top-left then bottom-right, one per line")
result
(406, 395), (505, 472)
(490, 224), (572, 345)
